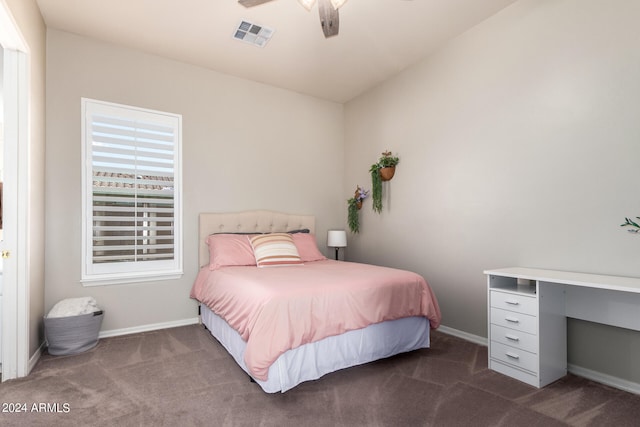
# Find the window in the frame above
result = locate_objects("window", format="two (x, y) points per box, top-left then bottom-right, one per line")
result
(81, 98), (182, 285)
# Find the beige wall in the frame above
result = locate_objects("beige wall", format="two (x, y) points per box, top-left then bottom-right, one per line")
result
(44, 30), (344, 332)
(35, 0), (640, 385)
(5, 0), (46, 359)
(344, 0), (640, 382)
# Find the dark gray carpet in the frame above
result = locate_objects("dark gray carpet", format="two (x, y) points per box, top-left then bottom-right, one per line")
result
(0, 325), (639, 426)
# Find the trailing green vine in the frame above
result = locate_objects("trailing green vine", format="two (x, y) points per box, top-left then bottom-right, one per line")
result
(370, 167), (383, 213)
(348, 198), (360, 233)
(347, 186), (369, 233)
(621, 217), (640, 233)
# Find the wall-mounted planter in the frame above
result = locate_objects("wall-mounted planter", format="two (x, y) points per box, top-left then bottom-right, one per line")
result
(380, 166), (396, 181)
(348, 185), (370, 233)
(370, 151), (399, 213)
(354, 188), (363, 209)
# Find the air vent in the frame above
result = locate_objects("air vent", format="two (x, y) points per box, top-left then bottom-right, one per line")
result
(233, 20), (274, 48)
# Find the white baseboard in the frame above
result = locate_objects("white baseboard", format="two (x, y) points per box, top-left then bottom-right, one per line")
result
(28, 342), (46, 374)
(437, 324), (488, 346)
(437, 326), (640, 395)
(568, 363), (640, 395)
(98, 317), (200, 339)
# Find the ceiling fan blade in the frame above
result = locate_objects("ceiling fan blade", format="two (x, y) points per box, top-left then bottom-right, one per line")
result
(318, 0), (339, 38)
(238, 0), (275, 7)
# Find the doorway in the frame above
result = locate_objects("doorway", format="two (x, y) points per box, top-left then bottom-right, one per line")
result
(1, 44), (4, 373)
(0, 3), (30, 381)
(0, 44), (4, 372)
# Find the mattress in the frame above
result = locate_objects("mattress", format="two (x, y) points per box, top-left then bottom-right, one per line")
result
(191, 259), (441, 381)
(200, 304), (430, 393)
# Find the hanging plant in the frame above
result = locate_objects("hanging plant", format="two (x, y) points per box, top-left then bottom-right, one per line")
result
(348, 199), (360, 233)
(370, 151), (399, 213)
(370, 167), (383, 213)
(621, 216), (640, 233)
(347, 185), (369, 233)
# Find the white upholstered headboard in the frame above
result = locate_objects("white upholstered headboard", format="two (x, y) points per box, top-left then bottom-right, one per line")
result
(199, 210), (316, 267)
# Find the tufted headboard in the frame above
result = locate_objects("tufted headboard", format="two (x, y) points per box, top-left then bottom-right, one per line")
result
(199, 210), (316, 267)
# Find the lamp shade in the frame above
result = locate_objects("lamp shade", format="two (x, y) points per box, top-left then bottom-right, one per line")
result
(327, 230), (347, 248)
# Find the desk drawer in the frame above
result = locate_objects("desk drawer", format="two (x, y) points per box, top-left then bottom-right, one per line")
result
(490, 341), (538, 374)
(490, 307), (538, 335)
(490, 290), (537, 316)
(490, 324), (538, 354)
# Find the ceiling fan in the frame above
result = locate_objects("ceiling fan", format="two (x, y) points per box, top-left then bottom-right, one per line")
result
(238, 0), (348, 38)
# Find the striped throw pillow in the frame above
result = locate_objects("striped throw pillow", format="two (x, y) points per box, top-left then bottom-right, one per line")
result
(249, 233), (304, 267)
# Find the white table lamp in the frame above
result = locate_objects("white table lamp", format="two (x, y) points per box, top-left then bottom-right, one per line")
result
(327, 230), (347, 260)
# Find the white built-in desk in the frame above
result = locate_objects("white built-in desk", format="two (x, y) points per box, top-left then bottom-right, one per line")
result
(484, 267), (640, 388)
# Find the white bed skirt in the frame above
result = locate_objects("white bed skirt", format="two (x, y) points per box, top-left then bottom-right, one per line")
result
(200, 304), (431, 393)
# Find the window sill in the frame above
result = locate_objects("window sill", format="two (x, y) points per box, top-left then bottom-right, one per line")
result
(81, 271), (183, 287)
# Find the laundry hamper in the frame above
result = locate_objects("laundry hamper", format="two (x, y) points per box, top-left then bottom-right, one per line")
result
(44, 310), (104, 356)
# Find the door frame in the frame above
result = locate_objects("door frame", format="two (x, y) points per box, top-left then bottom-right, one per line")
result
(0, 2), (31, 381)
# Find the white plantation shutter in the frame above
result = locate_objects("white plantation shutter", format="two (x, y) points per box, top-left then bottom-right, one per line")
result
(82, 99), (182, 285)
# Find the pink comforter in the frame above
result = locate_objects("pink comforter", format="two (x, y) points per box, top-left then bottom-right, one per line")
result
(190, 260), (441, 381)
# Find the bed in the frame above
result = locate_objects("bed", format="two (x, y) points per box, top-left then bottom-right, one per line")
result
(191, 210), (441, 393)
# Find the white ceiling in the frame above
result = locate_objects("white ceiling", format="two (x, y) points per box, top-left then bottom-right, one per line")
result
(35, 0), (518, 103)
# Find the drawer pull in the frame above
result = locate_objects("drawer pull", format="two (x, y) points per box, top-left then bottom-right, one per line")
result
(505, 334), (520, 342)
(505, 300), (520, 306)
(505, 316), (520, 324)
(506, 352), (520, 360)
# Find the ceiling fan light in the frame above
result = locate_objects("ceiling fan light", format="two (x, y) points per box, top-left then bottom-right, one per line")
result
(298, 0), (316, 11)
(330, 0), (347, 9)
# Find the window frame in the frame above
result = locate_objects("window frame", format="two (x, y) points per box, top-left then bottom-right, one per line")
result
(81, 98), (183, 286)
